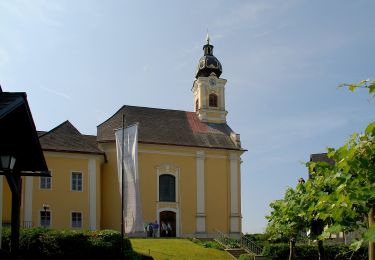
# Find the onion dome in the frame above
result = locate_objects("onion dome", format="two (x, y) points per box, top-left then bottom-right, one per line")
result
(195, 34), (222, 79)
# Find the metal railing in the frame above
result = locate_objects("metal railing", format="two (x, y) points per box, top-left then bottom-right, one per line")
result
(239, 234), (263, 255)
(214, 229), (232, 249)
(2, 221), (33, 228)
(214, 229), (263, 255)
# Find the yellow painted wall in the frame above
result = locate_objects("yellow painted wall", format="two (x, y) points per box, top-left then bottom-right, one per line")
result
(1, 143), (241, 237)
(32, 155), (89, 229)
(100, 143), (121, 230)
(205, 156), (229, 233)
(99, 142), (241, 236)
(2, 177), (12, 223)
(30, 152), (102, 230)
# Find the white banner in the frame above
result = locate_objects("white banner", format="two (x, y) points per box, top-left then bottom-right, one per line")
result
(115, 124), (144, 234)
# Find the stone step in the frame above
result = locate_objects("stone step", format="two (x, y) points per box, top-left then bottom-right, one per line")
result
(225, 248), (247, 259)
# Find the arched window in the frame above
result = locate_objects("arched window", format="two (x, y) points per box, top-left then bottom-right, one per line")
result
(195, 99), (199, 111)
(159, 174), (176, 202)
(209, 94), (218, 107)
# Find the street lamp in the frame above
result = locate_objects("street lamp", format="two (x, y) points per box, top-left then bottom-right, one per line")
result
(0, 155), (16, 172)
(0, 155), (20, 256)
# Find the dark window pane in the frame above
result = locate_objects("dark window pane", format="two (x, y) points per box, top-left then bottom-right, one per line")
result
(209, 94), (218, 107)
(159, 174), (175, 202)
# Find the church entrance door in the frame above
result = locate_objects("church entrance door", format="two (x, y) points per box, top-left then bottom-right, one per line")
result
(159, 211), (176, 237)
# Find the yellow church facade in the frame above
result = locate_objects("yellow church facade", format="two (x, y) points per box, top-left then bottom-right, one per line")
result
(1, 37), (245, 238)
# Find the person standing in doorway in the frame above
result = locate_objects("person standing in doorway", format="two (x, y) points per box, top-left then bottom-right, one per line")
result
(161, 221), (167, 237)
(146, 222), (153, 238)
(167, 222), (172, 237)
(152, 220), (159, 238)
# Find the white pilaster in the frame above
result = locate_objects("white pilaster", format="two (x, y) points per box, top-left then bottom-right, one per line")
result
(229, 153), (241, 234)
(196, 151), (206, 233)
(200, 84), (206, 109)
(24, 176), (33, 224)
(88, 158), (97, 230)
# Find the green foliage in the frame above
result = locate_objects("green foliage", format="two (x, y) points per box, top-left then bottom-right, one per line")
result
(188, 237), (224, 251)
(266, 184), (310, 242)
(339, 79), (375, 94)
(131, 238), (233, 259)
(244, 233), (271, 246)
(238, 252), (257, 260)
(266, 79), (375, 255)
(1, 227), (133, 258)
(262, 243), (367, 260)
(202, 240), (224, 250)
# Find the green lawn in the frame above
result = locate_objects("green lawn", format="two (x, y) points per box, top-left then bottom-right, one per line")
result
(130, 238), (233, 260)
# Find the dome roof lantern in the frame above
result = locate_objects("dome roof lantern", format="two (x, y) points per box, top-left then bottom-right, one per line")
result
(195, 34), (222, 79)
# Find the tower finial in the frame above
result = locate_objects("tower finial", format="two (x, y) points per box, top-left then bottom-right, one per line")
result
(206, 30), (210, 45)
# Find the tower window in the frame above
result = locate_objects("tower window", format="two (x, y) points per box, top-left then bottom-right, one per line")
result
(195, 99), (199, 111)
(159, 174), (176, 202)
(209, 94), (218, 107)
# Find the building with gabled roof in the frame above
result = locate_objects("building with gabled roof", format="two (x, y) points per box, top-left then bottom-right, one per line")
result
(1, 36), (245, 238)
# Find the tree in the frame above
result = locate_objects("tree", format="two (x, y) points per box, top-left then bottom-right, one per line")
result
(266, 78), (375, 259)
(321, 122), (375, 259)
(266, 184), (309, 260)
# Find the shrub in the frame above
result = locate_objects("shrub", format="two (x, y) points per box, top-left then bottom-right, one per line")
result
(227, 238), (240, 248)
(238, 252), (257, 260)
(1, 227), (133, 259)
(262, 243), (368, 260)
(202, 240), (224, 250)
(244, 233), (271, 246)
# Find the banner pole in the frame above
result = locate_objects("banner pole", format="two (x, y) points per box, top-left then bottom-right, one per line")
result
(121, 114), (125, 257)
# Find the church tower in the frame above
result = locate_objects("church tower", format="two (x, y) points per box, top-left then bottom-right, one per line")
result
(192, 35), (228, 123)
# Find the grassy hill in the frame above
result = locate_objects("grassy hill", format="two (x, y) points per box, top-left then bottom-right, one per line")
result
(130, 238), (233, 260)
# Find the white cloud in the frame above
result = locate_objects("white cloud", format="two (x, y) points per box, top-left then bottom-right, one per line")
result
(39, 86), (73, 101)
(0, 0), (65, 27)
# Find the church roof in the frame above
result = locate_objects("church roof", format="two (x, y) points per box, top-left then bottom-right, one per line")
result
(39, 120), (104, 155)
(97, 105), (243, 151)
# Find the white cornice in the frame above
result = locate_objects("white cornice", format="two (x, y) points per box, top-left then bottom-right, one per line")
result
(44, 151), (104, 162)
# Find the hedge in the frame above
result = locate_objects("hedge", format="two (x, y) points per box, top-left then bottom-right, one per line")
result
(262, 243), (367, 260)
(0, 228), (148, 259)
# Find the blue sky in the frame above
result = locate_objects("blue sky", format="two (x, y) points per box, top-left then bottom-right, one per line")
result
(1, 0), (374, 233)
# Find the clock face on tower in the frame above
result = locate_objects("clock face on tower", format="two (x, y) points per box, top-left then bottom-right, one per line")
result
(209, 78), (216, 86)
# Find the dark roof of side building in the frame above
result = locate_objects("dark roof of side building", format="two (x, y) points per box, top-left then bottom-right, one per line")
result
(310, 153), (335, 165)
(39, 120), (104, 155)
(0, 91), (48, 172)
(97, 105), (244, 151)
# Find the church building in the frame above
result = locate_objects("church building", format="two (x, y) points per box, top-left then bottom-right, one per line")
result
(1, 36), (246, 238)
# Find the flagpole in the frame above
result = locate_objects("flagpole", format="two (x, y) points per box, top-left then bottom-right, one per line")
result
(121, 114), (125, 257)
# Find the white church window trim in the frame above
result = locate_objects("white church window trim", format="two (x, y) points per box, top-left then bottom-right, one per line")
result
(156, 164), (180, 203)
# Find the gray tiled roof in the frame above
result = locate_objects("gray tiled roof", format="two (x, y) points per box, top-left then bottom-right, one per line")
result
(97, 105), (243, 150)
(39, 121), (104, 155)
